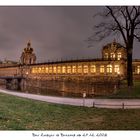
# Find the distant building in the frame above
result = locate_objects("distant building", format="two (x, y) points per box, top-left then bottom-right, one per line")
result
(20, 40), (36, 65)
(0, 40), (140, 82)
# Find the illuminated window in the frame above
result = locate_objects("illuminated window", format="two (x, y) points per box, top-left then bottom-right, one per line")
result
(49, 66), (52, 73)
(107, 65), (112, 73)
(62, 66), (66, 74)
(67, 66), (71, 73)
(114, 65), (120, 74)
(104, 53), (108, 59)
(110, 53), (115, 59)
(34, 68), (38, 73)
(83, 65), (88, 74)
(100, 65), (104, 73)
(41, 67), (45, 73)
(57, 66), (61, 74)
(77, 65), (82, 73)
(72, 66), (76, 73)
(45, 67), (48, 73)
(38, 67), (41, 73)
(53, 66), (57, 74)
(117, 52), (122, 60)
(90, 65), (96, 73)
(137, 66), (140, 74)
(31, 68), (35, 73)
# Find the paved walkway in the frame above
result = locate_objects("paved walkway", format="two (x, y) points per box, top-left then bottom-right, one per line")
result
(1, 89), (140, 109)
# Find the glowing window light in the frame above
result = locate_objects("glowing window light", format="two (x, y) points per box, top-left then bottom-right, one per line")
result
(107, 64), (112, 73)
(45, 67), (48, 73)
(57, 66), (61, 74)
(90, 65), (96, 73)
(41, 67), (45, 73)
(49, 66), (52, 73)
(72, 66), (76, 73)
(137, 66), (140, 74)
(31, 68), (35, 73)
(100, 65), (104, 73)
(83, 65), (88, 74)
(110, 53), (115, 59)
(53, 66), (57, 73)
(67, 66), (71, 73)
(104, 53), (108, 59)
(34, 68), (38, 73)
(114, 65), (120, 74)
(77, 65), (82, 73)
(38, 67), (42, 73)
(117, 52), (122, 60)
(62, 66), (66, 74)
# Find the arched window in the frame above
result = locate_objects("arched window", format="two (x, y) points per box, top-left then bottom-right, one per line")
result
(100, 65), (104, 73)
(72, 66), (76, 73)
(67, 66), (71, 74)
(57, 66), (61, 74)
(62, 66), (66, 74)
(90, 65), (96, 73)
(49, 66), (52, 74)
(45, 67), (48, 73)
(77, 65), (82, 73)
(110, 53), (115, 59)
(104, 53), (108, 59)
(83, 65), (88, 74)
(107, 65), (112, 73)
(114, 65), (120, 74)
(117, 52), (122, 60)
(53, 66), (57, 74)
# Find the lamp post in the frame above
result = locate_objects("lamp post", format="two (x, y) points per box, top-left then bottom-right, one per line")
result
(83, 92), (86, 106)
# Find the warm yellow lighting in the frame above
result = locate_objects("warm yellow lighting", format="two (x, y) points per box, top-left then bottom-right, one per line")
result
(62, 66), (66, 74)
(110, 53), (115, 59)
(104, 53), (108, 59)
(38, 67), (41, 73)
(57, 66), (61, 74)
(53, 66), (56, 73)
(107, 64), (112, 73)
(137, 66), (140, 74)
(67, 66), (71, 74)
(45, 67), (48, 73)
(100, 65), (104, 73)
(90, 65), (96, 73)
(72, 66), (76, 73)
(83, 65), (88, 74)
(41, 67), (45, 73)
(49, 66), (52, 73)
(77, 65), (82, 73)
(117, 52), (121, 60)
(114, 65), (120, 74)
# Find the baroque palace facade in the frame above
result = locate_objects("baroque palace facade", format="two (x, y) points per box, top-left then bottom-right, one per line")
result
(0, 40), (140, 82)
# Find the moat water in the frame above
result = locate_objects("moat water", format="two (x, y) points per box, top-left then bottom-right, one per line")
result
(0, 79), (121, 98)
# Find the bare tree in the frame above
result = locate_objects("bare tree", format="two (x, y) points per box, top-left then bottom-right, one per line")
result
(88, 6), (140, 87)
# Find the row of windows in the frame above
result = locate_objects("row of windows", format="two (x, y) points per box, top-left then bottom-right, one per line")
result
(31, 64), (120, 74)
(104, 52), (122, 60)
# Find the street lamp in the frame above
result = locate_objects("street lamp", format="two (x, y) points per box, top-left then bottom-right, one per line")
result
(82, 92), (86, 106)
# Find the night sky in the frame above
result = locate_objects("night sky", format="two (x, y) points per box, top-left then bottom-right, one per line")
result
(0, 6), (140, 62)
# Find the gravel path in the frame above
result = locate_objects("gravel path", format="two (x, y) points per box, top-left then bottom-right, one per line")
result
(1, 89), (140, 109)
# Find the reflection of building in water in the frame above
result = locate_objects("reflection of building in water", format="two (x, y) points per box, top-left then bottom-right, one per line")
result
(0, 40), (140, 83)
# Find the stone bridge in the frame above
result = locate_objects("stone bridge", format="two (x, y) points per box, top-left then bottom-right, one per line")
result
(0, 76), (25, 90)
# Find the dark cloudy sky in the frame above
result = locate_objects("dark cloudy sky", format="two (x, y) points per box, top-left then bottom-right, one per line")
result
(0, 6), (139, 62)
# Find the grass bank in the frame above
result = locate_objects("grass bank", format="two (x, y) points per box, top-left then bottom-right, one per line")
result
(0, 92), (140, 130)
(107, 81), (140, 99)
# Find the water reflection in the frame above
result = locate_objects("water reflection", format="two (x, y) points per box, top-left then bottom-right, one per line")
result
(0, 79), (120, 98)
(17, 79), (119, 98)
